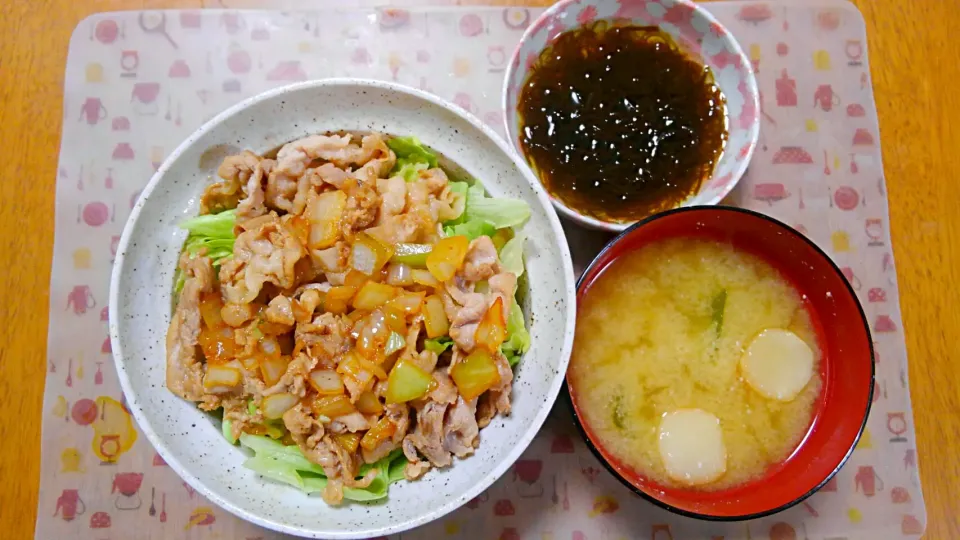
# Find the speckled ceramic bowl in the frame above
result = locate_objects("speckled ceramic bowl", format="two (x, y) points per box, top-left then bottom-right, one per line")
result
(109, 79), (576, 539)
(502, 0), (760, 232)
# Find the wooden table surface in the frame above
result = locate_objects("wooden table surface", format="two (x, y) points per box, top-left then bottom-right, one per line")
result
(1, 0), (956, 538)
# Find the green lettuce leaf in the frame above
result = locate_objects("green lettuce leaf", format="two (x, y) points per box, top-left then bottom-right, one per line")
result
(499, 233), (525, 278)
(179, 209), (236, 265)
(387, 136), (439, 182)
(463, 184), (530, 229)
(238, 434), (408, 502)
(443, 220), (496, 241)
(501, 298), (531, 367)
(424, 337), (454, 354)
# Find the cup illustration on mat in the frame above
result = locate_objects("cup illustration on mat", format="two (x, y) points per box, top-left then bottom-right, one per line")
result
(131, 82), (160, 115)
(54, 489), (85, 521)
(66, 285), (95, 315)
(512, 459), (544, 498)
(112, 472), (144, 510)
(120, 50), (139, 77)
(854, 465), (884, 497)
(814, 84), (841, 112)
(80, 97), (107, 125)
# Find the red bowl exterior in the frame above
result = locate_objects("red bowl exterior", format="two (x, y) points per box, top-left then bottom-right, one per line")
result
(568, 206), (874, 520)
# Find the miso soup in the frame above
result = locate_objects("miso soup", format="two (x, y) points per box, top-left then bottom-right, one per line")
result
(570, 238), (821, 490)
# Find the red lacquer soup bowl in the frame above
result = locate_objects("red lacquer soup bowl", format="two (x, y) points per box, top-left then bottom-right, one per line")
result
(567, 206), (874, 520)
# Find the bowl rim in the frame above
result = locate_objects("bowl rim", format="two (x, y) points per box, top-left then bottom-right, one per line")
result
(566, 205), (875, 521)
(109, 77), (578, 538)
(501, 0), (762, 233)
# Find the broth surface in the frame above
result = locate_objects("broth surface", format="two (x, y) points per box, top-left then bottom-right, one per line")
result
(570, 238), (821, 490)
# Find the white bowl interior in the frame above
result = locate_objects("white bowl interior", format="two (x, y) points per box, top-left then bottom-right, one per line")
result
(502, 0), (760, 232)
(110, 80), (576, 539)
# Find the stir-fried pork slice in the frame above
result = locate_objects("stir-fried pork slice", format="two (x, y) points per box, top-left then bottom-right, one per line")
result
(463, 236), (501, 282)
(487, 351), (514, 416)
(265, 168), (311, 216)
(475, 392), (497, 428)
(282, 402), (320, 437)
(429, 370), (458, 404)
(488, 272), (517, 308)
(404, 400), (452, 468)
(276, 133), (391, 177)
(365, 214), (422, 245)
(311, 241), (349, 274)
(402, 438), (432, 480)
(219, 213), (306, 304)
(264, 295), (295, 326)
(200, 177), (241, 214)
(443, 396), (479, 457)
(375, 176), (407, 220)
(166, 253), (215, 401)
(419, 167), (450, 193)
(311, 163), (355, 189)
(212, 152), (273, 223)
(341, 180), (381, 240)
(262, 353), (313, 397)
(361, 403), (411, 463)
(447, 290), (486, 352)
(295, 312), (348, 362)
(354, 141), (396, 184)
(221, 397), (255, 435)
(329, 411), (372, 433)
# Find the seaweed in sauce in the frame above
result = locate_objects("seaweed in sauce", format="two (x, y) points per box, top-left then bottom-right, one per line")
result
(517, 22), (728, 222)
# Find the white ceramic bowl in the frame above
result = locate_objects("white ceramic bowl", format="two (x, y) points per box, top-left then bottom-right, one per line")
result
(502, 0), (761, 232)
(109, 79), (576, 539)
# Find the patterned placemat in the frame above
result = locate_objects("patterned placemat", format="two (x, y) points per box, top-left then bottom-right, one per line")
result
(41, 2), (924, 538)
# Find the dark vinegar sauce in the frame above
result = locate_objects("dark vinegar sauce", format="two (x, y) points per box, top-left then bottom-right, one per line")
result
(517, 23), (728, 223)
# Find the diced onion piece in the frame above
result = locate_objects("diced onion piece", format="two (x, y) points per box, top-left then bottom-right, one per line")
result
(203, 365), (241, 393)
(220, 302), (254, 328)
(239, 356), (258, 371)
(658, 409), (727, 485)
(740, 329), (815, 401)
(385, 360), (433, 404)
(356, 310), (388, 360)
(422, 295), (450, 338)
(337, 351), (376, 394)
(391, 243), (432, 267)
(333, 432), (361, 453)
(383, 306), (407, 334)
(356, 391), (384, 415)
(344, 269), (373, 288)
(199, 292), (225, 329)
(311, 394), (357, 418)
(324, 285), (358, 315)
(426, 235), (470, 283)
(306, 191), (347, 249)
(385, 331), (405, 356)
(351, 232), (395, 276)
(308, 370), (344, 395)
(353, 282), (398, 311)
(360, 416), (398, 451)
(262, 393), (299, 419)
(385, 263), (414, 286)
(411, 269), (440, 288)
(197, 326), (239, 364)
(474, 296), (507, 352)
(450, 348), (501, 401)
(385, 291), (425, 314)
(359, 358), (389, 380)
(258, 354), (290, 387)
